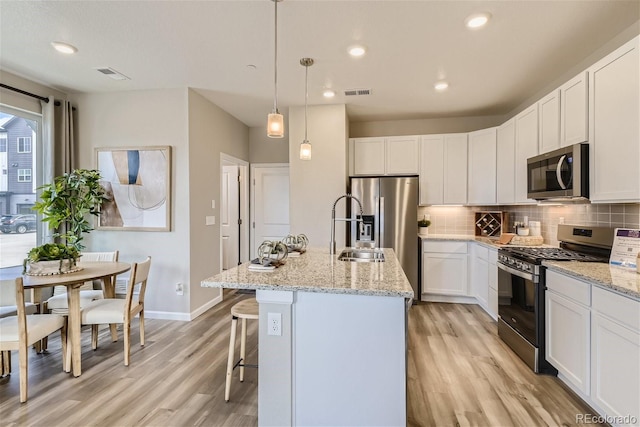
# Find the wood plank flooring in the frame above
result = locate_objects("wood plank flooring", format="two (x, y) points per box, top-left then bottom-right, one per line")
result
(1, 292), (602, 426)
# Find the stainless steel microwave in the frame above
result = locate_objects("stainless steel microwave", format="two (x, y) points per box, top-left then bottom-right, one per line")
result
(527, 143), (589, 201)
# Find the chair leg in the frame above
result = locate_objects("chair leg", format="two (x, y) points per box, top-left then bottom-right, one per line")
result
(110, 324), (118, 342)
(19, 343), (28, 403)
(64, 337), (72, 373)
(224, 316), (238, 402)
(91, 325), (99, 350)
(41, 337), (48, 352)
(139, 310), (145, 347)
(240, 318), (247, 382)
(124, 321), (131, 366)
(1, 351), (10, 376)
(60, 321), (68, 371)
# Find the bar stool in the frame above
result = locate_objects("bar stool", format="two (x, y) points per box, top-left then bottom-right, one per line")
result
(225, 298), (259, 402)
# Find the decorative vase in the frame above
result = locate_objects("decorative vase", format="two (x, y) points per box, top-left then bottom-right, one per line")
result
(419, 226), (429, 235)
(25, 259), (82, 276)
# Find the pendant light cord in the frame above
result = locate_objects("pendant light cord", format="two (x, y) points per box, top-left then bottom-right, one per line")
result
(304, 63), (308, 140)
(273, 0), (279, 113)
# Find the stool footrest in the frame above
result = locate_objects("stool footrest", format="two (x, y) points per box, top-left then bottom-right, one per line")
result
(233, 358), (258, 370)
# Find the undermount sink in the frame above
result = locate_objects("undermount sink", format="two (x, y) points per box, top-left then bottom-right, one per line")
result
(337, 248), (385, 262)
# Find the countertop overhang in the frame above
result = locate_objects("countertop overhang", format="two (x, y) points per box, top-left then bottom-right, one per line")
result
(201, 247), (414, 299)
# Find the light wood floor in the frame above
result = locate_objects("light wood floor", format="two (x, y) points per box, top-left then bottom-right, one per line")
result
(1, 291), (602, 426)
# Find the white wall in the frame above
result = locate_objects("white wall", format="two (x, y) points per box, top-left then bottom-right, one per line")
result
(187, 89), (249, 315)
(289, 104), (348, 249)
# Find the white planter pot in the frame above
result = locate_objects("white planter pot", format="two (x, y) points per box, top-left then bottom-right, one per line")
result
(25, 259), (81, 276)
(419, 227), (429, 235)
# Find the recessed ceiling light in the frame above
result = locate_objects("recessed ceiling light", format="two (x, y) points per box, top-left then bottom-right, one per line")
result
(465, 12), (491, 29)
(323, 89), (336, 98)
(348, 45), (366, 57)
(51, 41), (78, 54)
(434, 81), (449, 92)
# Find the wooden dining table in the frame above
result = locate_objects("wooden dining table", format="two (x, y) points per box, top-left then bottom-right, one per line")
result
(21, 261), (131, 377)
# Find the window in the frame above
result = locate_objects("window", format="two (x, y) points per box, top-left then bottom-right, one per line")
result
(17, 168), (32, 182)
(0, 133), (7, 152)
(17, 136), (32, 153)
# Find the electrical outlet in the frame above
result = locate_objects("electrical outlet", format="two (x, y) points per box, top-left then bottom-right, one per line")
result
(267, 312), (282, 336)
(176, 282), (184, 295)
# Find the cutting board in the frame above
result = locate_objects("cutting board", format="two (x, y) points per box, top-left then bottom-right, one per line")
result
(497, 233), (515, 245)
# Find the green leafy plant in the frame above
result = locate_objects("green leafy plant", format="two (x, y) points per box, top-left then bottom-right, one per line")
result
(418, 216), (431, 228)
(32, 169), (106, 251)
(23, 243), (80, 273)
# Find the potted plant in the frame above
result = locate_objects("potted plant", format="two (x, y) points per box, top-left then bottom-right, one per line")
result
(418, 215), (431, 235)
(24, 169), (106, 275)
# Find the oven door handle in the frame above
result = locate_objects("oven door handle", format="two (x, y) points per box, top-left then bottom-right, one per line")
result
(497, 262), (537, 283)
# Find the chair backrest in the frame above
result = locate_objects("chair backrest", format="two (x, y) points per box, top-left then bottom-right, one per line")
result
(1, 279), (34, 308)
(124, 257), (151, 318)
(53, 250), (119, 296)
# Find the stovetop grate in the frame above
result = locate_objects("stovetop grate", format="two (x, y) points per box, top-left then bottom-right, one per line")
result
(499, 246), (608, 263)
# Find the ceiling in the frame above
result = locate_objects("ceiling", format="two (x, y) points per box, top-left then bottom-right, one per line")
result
(1, 1), (638, 128)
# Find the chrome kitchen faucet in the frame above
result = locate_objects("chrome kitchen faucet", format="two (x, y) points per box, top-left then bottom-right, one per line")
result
(330, 194), (364, 255)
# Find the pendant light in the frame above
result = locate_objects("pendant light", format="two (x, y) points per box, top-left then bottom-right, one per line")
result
(299, 58), (314, 160)
(267, 0), (284, 138)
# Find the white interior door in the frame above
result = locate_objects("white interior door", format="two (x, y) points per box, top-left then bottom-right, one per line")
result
(222, 164), (240, 270)
(251, 164), (290, 258)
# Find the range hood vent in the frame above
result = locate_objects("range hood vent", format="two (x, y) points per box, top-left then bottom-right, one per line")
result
(344, 88), (371, 96)
(95, 67), (130, 81)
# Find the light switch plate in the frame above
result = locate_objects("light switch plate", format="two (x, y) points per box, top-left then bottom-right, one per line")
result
(205, 215), (216, 225)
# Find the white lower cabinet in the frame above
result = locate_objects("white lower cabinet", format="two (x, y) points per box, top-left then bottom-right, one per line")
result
(487, 247), (498, 320)
(546, 269), (640, 427)
(590, 287), (640, 426)
(422, 241), (469, 300)
(470, 244), (489, 313)
(546, 276), (591, 396)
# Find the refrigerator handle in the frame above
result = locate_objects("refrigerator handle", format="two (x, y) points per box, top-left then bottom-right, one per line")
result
(379, 196), (385, 248)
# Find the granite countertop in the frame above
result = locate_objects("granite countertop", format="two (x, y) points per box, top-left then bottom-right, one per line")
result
(543, 261), (640, 300)
(201, 247), (414, 299)
(419, 234), (504, 249)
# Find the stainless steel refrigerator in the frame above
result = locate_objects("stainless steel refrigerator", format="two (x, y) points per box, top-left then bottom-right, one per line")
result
(348, 176), (419, 298)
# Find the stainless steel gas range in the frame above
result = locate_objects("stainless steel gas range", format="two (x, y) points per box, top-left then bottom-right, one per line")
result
(497, 224), (614, 374)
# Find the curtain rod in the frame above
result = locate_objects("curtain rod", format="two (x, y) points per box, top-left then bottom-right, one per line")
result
(0, 83), (64, 107)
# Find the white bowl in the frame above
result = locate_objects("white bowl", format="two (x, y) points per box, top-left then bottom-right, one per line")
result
(517, 228), (530, 236)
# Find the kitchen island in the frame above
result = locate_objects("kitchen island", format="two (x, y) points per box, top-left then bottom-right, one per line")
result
(202, 247), (413, 427)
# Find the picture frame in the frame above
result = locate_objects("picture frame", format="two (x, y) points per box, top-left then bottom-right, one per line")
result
(95, 146), (171, 231)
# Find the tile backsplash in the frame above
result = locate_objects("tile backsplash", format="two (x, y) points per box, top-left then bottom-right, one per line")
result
(418, 203), (640, 247)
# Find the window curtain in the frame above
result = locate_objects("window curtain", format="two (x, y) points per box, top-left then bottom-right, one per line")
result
(39, 96), (77, 244)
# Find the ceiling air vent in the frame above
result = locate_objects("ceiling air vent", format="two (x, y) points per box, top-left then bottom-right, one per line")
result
(95, 67), (130, 81)
(344, 88), (371, 96)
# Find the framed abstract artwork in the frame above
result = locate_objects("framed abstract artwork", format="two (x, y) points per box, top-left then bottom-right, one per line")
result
(95, 146), (171, 231)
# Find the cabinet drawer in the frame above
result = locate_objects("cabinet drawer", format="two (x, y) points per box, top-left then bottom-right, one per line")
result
(423, 241), (467, 254)
(592, 286), (640, 331)
(545, 270), (591, 306)
(488, 248), (498, 265)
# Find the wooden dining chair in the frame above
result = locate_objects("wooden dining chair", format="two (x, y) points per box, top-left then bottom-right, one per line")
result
(44, 250), (120, 315)
(0, 277), (67, 403)
(81, 256), (151, 366)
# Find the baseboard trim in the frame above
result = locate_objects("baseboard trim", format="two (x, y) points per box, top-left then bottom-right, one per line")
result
(145, 293), (223, 321)
(421, 294), (478, 304)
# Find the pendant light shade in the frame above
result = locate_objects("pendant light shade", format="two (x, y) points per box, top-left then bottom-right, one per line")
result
(299, 57), (314, 160)
(267, 0), (284, 138)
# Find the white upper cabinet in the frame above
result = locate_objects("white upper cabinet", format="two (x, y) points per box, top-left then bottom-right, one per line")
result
(560, 71), (589, 147)
(385, 136), (420, 174)
(352, 137), (385, 175)
(419, 133), (467, 205)
(351, 136), (419, 176)
(539, 89), (561, 153)
(468, 127), (497, 205)
(443, 134), (468, 205)
(496, 119), (516, 205)
(419, 135), (444, 205)
(515, 104), (539, 204)
(589, 36), (640, 203)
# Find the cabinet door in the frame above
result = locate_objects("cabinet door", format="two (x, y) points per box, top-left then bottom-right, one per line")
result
(443, 134), (468, 205)
(546, 290), (591, 395)
(419, 135), (444, 205)
(591, 313), (640, 422)
(515, 105), (538, 204)
(353, 138), (386, 176)
(386, 136), (419, 174)
(539, 90), (561, 153)
(471, 249), (489, 310)
(560, 71), (588, 147)
(468, 128), (497, 205)
(496, 119), (516, 204)
(488, 249), (498, 320)
(590, 36), (640, 203)
(422, 252), (468, 296)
